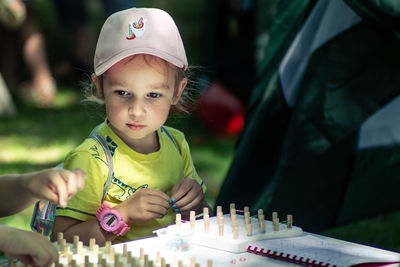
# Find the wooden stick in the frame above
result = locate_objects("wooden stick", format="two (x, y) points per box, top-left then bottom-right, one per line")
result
(190, 256), (196, 267)
(89, 238), (96, 251)
(244, 206), (250, 213)
(73, 235), (79, 250)
(259, 214), (266, 233)
(190, 211), (196, 230)
(204, 214), (210, 232)
(203, 207), (209, 216)
(140, 247), (144, 261)
(230, 208), (236, 217)
(233, 225), (239, 240)
(216, 205), (222, 214)
(57, 232), (63, 245)
(230, 203), (235, 211)
(123, 243), (128, 257)
(105, 241), (112, 254)
(287, 214), (293, 228)
(176, 213), (181, 227)
(246, 223), (253, 236)
(244, 211), (251, 225)
(273, 217), (279, 231)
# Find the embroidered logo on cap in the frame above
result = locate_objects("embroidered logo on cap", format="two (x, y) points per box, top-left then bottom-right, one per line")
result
(126, 17), (146, 40)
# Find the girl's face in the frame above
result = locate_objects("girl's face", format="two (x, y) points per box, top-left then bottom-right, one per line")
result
(93, 55), (186, 152)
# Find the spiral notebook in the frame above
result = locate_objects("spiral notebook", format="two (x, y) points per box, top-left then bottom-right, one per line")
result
(247, 234), (400, 267)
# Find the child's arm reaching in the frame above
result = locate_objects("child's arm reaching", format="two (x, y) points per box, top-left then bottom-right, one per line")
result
(0, 168), (86, 217)
(170, 178), (212, 220)
(0, 225), (58, 267)
(52, 188), (170, 246)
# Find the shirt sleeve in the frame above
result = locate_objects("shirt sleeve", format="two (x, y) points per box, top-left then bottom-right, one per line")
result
(56, 143), (109, 221)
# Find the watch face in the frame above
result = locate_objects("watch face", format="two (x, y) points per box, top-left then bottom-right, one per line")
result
(102, 213), (119, 231)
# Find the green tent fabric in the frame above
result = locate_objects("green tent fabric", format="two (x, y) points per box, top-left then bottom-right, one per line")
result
(216, 0), (400, 232)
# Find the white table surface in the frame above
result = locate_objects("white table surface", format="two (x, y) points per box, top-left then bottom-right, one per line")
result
(112, 232), (400, 267)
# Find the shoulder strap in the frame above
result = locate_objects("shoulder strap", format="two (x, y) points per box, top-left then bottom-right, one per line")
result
(89, 134), (113, 202)
(161, 126), (180, 155)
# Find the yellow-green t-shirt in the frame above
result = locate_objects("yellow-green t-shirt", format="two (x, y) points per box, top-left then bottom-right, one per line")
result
(56, 122), (205, 243)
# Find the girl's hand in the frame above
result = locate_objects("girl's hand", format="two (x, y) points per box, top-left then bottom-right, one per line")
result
(23, 168), (86, 208)
(0, 226), (58, 267)
(170, 178), (204, 216)
(115, 188), (170, 224)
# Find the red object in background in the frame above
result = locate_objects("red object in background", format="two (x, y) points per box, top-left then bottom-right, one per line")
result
(196, 81), (245, 136)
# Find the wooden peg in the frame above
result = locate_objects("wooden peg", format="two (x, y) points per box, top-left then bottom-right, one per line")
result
(105, 241), (112, 254)
(127, 251), (132, 264)
(273, 217), (279, 231)
(230, 208), (236, 217)
(259, 214), (266, 233)
(176, 213), (181, 227)
(216, 205), (222, 214)
(140, 247), (144, 261)
(244, 211), (251, 225)
(246, 223), (253, 236)
(258, 209), (263, 217)
(73, 235), (79, 250)
(123, 243), (128, 257)
(89, 238), (96, 251)
(190, 256), (196, 267)
(233, 225), (239, 240)
(190, 211), (196, 230)
(272, 211), (278, 222)
(207, 259), (213, 267)
(109, 247), (115, 261)
(287, 214), (293, 228)
(204, 214), (210, 232)
(57, 232), (63, 245)
(244, 206), (250, 213)
(156, 250), (161, 263)
(203, 207), (209, 216)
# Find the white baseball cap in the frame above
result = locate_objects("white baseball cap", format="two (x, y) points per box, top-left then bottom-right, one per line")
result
(94, 7), (188, 76)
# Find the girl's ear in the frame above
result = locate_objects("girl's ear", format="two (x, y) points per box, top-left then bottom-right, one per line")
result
(172, 78), (187, 105)
(91, 73), (104, 99)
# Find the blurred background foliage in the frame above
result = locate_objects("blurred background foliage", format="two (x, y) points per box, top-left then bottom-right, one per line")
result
(0, 0), (399, 254)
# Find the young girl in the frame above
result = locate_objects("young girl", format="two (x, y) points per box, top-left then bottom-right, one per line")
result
(52, 7), (209, 246)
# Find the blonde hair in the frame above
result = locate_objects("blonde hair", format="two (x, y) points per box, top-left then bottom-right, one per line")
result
(81, 55), (195, 115)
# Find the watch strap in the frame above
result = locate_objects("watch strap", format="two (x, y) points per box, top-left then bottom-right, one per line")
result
(96, 202), (130, 236)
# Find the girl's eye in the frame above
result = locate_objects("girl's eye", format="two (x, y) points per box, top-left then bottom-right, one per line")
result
(147, 92), (162, 98)
(115, 90), (130, 96)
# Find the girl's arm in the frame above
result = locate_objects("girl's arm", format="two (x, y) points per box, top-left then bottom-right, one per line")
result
(52, 216), (115, 246)
(52, 188), (170, 246)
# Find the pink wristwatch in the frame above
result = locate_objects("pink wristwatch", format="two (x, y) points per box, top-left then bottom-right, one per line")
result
(96, 202), (130, 236)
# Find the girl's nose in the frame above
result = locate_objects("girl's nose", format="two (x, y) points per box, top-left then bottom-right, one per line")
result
(128, 98), (146, 117)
